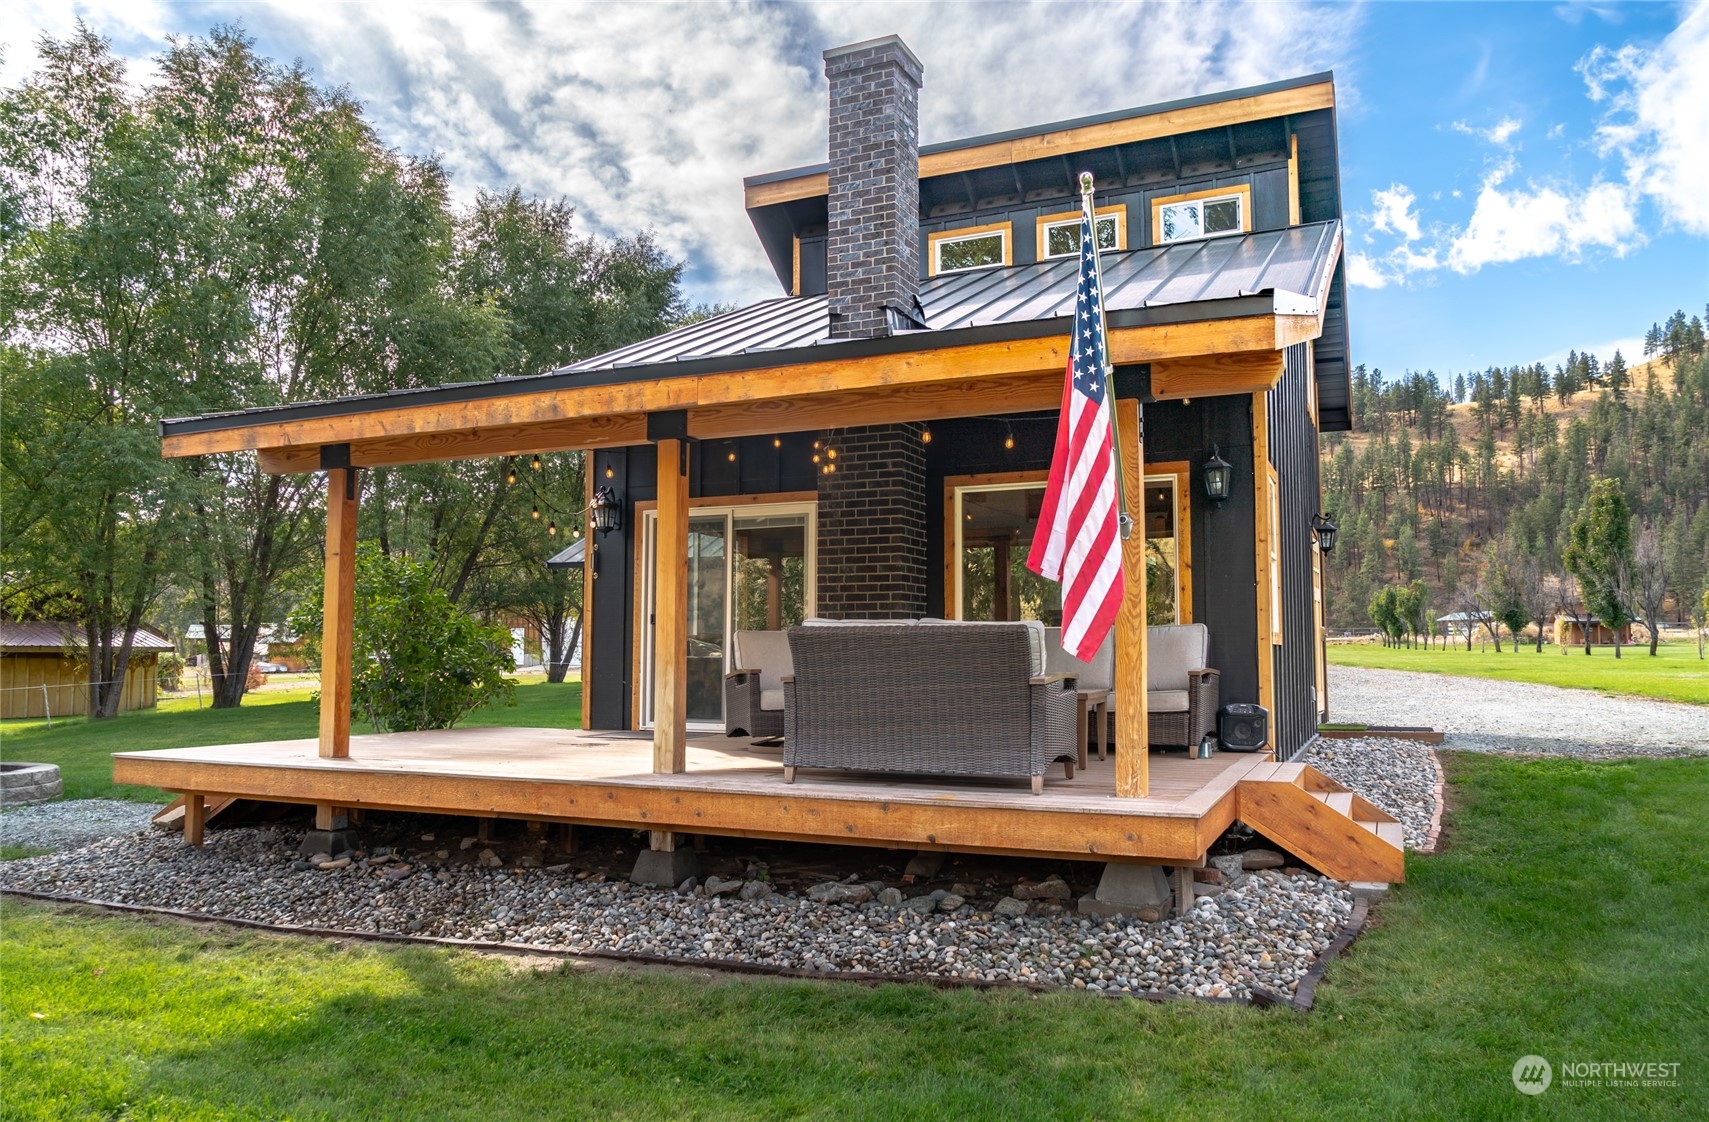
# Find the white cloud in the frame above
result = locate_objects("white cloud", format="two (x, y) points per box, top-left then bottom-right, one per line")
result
(1578, 3), (1709, 235)
(1446, 168), (1639, 272)
(1453, 116), (1522, 145)
(1, 0), (1366, 309)
(1345, 251), (1389, 289)
(1368, 184), (1423, 241)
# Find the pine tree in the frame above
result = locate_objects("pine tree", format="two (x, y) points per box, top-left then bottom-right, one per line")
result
(1454, 372), (1466, 403)
(1606, 350), (1629, 401)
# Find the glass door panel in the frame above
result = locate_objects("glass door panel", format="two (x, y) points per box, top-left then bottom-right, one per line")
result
(685, 514), (729, 724)
(732, 513), (809, 632)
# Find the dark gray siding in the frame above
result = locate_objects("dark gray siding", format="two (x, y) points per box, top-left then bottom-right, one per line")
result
(1267, 343), (1323, 760)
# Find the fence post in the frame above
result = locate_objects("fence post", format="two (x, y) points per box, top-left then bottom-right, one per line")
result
(41, 683), (51, 728)
(195, 667), (203, 710)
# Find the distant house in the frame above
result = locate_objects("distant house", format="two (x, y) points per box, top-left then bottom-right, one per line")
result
(1554, 612), (1635, 647)
(0, 622), (174, 718)
(1435, 611), (1482, 639)
(181, 623), (307, 670)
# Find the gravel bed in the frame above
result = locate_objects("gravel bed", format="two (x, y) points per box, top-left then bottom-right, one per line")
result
(1, 799), (159, 852)
(1328, 665), (1709, 759)
(1297, 737), (1436, 850)
(1, 827), (1353, 1000)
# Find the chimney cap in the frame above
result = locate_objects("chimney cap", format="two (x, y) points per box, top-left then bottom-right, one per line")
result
(822, 34), (924, 78)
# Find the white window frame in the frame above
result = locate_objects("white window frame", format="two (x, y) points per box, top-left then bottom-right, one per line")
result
(931, 226), (1010, 275)
(1156, 192), (1246, 244)
(1038, 213), (1122, 259)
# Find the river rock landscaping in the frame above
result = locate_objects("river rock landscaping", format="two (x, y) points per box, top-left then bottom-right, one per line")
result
(5, 820), (1358, 1001)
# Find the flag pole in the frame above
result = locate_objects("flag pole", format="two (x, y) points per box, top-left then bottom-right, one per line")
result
(1080, 171), (1134, 540)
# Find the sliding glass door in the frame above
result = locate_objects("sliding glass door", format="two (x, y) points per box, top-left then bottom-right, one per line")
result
(640, 501), (814, 730)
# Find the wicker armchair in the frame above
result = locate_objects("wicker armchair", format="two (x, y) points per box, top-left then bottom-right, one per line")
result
(782, 621), (1079, 794)
(1145, 623), (1220, 749)
(724, 630), (792, 739)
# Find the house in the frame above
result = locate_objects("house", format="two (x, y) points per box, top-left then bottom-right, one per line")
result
(0, 621), (173, 718)
(1554, 611), (1636, 647)
(121, 38), (1400, 886)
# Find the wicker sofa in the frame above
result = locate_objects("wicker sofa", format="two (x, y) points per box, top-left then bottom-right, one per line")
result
(724, 630), (792, 739)
(782, 620), (1080, 794)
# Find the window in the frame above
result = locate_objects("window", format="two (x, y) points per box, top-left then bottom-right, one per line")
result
(947, 468), (1190, 624)
(1151, 186), (1251, 245)
(929, 222), (1011, 275)
(1037, 206), (1126, 259)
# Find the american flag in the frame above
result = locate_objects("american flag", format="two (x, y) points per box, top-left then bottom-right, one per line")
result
(1026, 197), (1125, 662)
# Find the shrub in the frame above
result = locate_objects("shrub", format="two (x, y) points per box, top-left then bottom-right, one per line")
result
(291, 544), (516, 732)
(156, 653), (184, 691)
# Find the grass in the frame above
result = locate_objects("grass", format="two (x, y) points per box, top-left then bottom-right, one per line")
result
(2, 752), (1703, 1119)
(1328, 641), (1709, 705)
(0, 679), (584, 803)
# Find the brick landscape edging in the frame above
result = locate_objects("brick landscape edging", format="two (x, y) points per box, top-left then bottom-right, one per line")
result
(1416, 748), (1447, 856)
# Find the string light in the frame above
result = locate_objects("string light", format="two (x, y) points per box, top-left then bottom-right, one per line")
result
(920, 425), (933, 444)
(772, 438), (781, 448)
(531, 454), (542, 472)
(1003, 429), (1015, 451)
(505, 461), (517, 485)
(727, 451), (737, 462)
(604, 465), (614, 479)
(826, 447), (837, 461)
(531, 504), (540, 520)
(813, 439), (821, 450)
(547, 520), (557, 536)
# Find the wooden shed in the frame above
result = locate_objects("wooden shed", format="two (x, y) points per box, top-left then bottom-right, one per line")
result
(0, 622), (173, 718)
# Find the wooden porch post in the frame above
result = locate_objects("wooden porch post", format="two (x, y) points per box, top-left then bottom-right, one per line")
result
(319, 464), (359, 759)
(1114, 397), (1149, 797)
(652, 437), (689, 775)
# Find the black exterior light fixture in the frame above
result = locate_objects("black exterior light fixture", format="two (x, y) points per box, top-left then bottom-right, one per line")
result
(1311, 512), (1339, 554)
(590, 485), (622, 535)
(1202, 445), (1233, 507)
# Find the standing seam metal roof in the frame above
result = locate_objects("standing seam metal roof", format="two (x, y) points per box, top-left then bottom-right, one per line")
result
(567, 221), (1340, 374)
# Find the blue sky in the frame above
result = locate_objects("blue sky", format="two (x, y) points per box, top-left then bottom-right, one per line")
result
(4, 1), (1705, 383)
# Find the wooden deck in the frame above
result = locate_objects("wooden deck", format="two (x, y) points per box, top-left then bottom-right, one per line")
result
(114, 728), (1268, 865)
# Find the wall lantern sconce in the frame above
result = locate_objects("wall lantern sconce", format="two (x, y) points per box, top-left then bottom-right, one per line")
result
(1311, 512), (1338, 554)
(1202, 445), (1233, 507)
(590, 486), (622, 535)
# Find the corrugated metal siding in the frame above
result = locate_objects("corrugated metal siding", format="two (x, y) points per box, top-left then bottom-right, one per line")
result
(1268, 343), (1323, 760)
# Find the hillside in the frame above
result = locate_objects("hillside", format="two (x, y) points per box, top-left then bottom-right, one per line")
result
(1318, 311), (1708, 643)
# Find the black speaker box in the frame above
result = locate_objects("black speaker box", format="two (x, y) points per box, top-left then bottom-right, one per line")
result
(1218, 703), (1268, 752)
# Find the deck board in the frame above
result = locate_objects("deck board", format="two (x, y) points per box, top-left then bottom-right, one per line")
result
(113, 728), (1272, 863)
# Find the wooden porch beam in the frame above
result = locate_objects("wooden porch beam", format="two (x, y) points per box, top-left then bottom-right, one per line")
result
(319, 466), (359, 759)
(1114, 397), (1149, 797)
(1148, 351), (1285, 401)
(651, 437), (688, 775)
(166, 317), (1299, 462)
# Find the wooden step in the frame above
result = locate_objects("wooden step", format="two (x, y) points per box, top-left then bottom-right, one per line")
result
(1317, 791), (1354, 816)
(1269, 762), (1307, 787)
(1362, 821), (1405, 849)
(1237, 779), (1405, 883)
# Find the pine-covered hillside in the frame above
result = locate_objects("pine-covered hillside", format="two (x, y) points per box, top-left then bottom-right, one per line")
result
(1321, 307), (1709, 647)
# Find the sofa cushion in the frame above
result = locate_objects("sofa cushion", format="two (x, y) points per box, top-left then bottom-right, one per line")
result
(921, 618), (1046, 677)
(1148, 689), (1191, 713)
(1045, 627), (1113, 690)
(733, 630), (793, 695)
(759, 688), (785, 712)
(1146, 623), (1209, 691)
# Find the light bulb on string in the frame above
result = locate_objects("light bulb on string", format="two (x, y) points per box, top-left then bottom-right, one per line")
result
(505, 461), (517, 485)
(531, 505), (540, 520)
(1003, 428), (1015, 451)
(604, 465), (614, 479)
(772, 438), (781, 448)
(531, 454), (542, 472)
(812, 453), (820, 464)
(548, 520), (557, 536)
(826, 447), (837, 461)
(921, 426), (933, 444)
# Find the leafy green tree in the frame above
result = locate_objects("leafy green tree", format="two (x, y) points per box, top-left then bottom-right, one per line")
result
(292, 544), (516, 731)
(1564, 478), (1635, 659)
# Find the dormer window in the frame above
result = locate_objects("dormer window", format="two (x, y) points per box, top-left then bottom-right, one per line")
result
(1152, 186), (1251, 245)
(1037, 206), (1125, 259)
(928, 222), (1012, 275)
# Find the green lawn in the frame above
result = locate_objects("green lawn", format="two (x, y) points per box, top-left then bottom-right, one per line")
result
(0, 679), (583, 803)
(1328, 641), (1709, 705)
(3, 752), (1703, 1119)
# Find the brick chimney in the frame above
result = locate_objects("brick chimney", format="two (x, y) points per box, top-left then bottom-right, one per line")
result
(822, 35), (923, 340)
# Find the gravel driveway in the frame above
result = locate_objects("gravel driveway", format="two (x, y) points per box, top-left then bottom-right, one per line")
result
(1328, 665), (1709, 758)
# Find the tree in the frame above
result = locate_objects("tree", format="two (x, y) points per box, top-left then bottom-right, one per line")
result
(1695, 586), (1708, 661)
(1563, 478), (1635, 659)
(292, 544), (516, 731)
(0, 28), (203, 717)
(1631, 523), (1669, 657)
(1367, 585), (1401, 647)
(1606, 349), (1629, 402)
